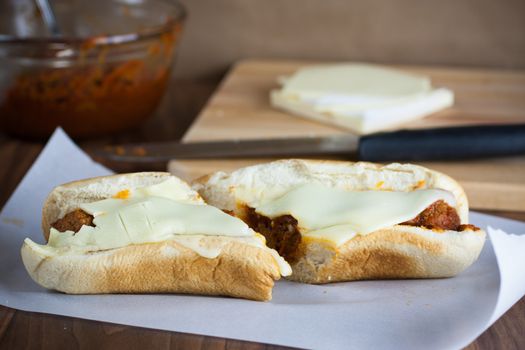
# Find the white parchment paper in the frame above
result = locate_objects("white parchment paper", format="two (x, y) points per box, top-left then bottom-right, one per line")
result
(1, 129), (525, 350)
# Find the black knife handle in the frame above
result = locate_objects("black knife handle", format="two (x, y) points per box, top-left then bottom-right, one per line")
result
(358, 124), (525, 161)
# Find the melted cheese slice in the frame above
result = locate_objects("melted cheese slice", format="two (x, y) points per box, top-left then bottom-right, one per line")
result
(25, 177), (292, 276)
(132, 177), (204, 204)
(45, 197), (253, 251)
(255, 184), (456, 246)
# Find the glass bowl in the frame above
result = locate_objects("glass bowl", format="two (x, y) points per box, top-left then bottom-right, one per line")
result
(0, 0), (185, 139)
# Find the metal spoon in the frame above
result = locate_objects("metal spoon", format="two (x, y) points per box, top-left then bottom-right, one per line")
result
(35, 0), (61, 36)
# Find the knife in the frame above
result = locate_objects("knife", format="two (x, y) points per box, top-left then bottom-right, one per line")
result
(92, 124), (525, 162)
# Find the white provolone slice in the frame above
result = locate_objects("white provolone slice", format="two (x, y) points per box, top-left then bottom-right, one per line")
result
(282, 64), (431, 99)
(134, 177), (204, 204)
(271, 64), (454, 134)
(256, 184), (456, 246)
(26, 177), (292, 276)
(47, 198), (251, 251)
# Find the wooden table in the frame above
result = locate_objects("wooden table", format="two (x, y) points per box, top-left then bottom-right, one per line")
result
(0, 77), (524, 350)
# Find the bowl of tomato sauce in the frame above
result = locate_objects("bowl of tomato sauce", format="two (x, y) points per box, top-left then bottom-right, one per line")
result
(0, 0), (185, 139)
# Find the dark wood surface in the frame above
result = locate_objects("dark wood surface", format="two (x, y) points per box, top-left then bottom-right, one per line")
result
(0, 78), (523, 350)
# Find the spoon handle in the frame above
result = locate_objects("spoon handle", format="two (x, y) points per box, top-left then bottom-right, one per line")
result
(35, 0), (61, 36)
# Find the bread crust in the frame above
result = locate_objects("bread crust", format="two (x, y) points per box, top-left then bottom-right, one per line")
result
(289, 226), (485, 283)
(21, 237), (281, 301)
(192, 159), (486, 283)
(24, 172), (284, 301)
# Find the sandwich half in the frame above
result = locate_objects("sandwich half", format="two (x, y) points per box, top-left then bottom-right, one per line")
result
(21, 172), (291, 301)
(193, 160), (486, 284)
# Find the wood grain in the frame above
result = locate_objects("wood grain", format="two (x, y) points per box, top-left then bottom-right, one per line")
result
(183, 60), (525, 141)
(0, 77), (524, 350)
(172, 59), (525, 212)
(0, 306), (295, 350)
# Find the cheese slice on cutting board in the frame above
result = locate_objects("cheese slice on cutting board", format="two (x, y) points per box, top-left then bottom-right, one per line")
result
(270, 64), (454, 134)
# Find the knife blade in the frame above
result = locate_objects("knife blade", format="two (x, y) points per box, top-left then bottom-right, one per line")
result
(92, 124), (525, 163)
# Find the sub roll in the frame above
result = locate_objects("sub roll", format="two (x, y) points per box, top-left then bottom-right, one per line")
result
(193, 160), (486, 284)
(21, 172), (291, 301)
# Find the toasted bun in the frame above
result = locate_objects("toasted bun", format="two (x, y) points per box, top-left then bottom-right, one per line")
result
(289, 226), (485, 283)
(193, 160), (486, 283)
(21, 237), (280, 301)
(24, 172), (284, 301)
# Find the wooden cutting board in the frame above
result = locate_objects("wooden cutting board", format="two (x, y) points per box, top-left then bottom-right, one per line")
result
(169, 59), (525, 212)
